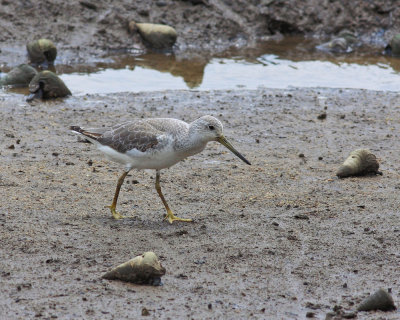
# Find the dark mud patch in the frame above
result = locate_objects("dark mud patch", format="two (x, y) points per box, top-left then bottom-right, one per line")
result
(1, 1), (400, 66)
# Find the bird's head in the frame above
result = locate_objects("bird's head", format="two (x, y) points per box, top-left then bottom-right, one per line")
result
(191, 115), (224, 141)
(191, 115), (251, 165)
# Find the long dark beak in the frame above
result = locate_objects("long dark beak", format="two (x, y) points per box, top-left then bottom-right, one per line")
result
(217, 136), (251, 165)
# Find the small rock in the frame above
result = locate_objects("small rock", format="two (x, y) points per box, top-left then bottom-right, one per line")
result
(342, 312), (357, 319)
(138, 9), (149, 17)
(325, 311), (336, 320)
(305, 302), (322, 310)
(182, 0), (207, 4)
(141, 308), (150, 316)
(79, 1), (97, 10)
(293, 214), (309, 220)
(194, 259), (206, 265)
(332, 305), (342, 312)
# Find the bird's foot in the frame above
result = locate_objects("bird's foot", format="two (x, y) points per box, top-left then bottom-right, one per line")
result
(165, 211), (192, 224)
(106, 205), (125, 219)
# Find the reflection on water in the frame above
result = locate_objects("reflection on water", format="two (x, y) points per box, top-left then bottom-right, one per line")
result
(129, 54), (207, 88)
(53, 53), (208, 94)
(5, 87), (29, 96)
(2, 36), (400, 95)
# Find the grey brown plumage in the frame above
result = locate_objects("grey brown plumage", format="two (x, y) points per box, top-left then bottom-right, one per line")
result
(70, 121), (161, 153)
(69, 126), (102, 140)
(97, 122), (160, 153)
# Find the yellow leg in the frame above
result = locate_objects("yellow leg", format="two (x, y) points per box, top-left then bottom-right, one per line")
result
(155, 170), (192, 224)
(106, 171), (128, 219)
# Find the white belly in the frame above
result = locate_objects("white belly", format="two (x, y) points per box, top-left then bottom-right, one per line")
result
(98, 145), (188, 170)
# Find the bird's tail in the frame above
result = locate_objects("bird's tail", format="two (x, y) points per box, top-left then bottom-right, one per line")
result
(70, 126), (102, 140)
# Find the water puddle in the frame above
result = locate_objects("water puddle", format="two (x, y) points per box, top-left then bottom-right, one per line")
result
(2, 37), (400, 95)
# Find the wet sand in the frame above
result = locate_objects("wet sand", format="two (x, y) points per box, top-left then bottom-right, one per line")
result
(0, 88), (399, 319)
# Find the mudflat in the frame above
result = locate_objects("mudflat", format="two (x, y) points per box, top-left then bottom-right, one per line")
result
(1, 88), (399, 319)
(1, 0), (400, 66)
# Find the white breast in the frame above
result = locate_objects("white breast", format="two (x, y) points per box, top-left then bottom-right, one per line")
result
(97, 144), (188, 171)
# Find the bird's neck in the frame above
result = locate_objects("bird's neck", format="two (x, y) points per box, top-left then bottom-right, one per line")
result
(176, 129), (208, 157)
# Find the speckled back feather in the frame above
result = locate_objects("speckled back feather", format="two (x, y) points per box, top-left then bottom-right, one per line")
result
(98, 122), (160, 153)
(70, 121), (162, 153)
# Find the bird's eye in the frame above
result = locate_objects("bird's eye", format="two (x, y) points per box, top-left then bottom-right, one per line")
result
(208, 125), (215, 130)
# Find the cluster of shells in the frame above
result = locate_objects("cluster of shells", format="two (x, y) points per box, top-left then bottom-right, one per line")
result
(1, 21), (178, 101)
(0, 39), (71, 101)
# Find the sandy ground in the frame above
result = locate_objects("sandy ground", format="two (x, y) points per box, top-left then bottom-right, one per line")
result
(0, 88), (399, 319)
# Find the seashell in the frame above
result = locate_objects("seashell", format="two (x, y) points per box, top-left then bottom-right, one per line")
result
(357, 288), (396, 312)
(316, 37), (351, 53)
(0, 64), (37, 87)
(26, 39), (57, 66)
(316, 31), (356, 54)
(337, 29), (357, 44)
(336, 149), (381, 178)
(388, 34), (400, 57)
(127, 21), (138, 34)
(131, 21), (177, 49)
(26, 70), (71, 102)
(102, 252), (166, 285)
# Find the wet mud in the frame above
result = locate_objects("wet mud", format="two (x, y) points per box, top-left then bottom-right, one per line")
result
(1, 0), (400, 67)
(0, 88), (399, 319)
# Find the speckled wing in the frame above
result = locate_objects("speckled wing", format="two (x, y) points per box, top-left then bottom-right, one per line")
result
(97, 121), (163, 153)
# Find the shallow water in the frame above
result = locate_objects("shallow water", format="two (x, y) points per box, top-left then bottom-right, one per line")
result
(3, 37), (400, 95)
